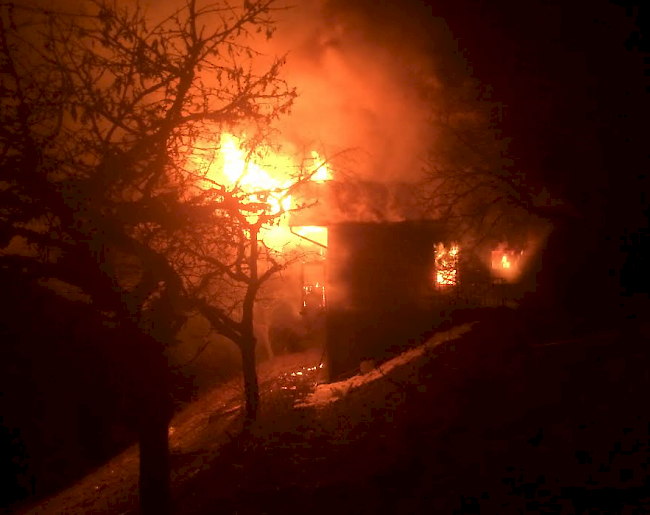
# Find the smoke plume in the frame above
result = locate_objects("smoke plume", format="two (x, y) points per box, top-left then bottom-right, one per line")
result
(268, 0), (462, 183)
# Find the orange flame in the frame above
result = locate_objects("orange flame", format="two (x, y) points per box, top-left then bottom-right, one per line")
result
(193, 132), (329, 252)
(218, 133), (293, 216)
(310, 151), (329, 182)
(435, 243), (459, 286)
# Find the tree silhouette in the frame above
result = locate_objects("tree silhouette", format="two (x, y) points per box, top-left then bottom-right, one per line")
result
(1, 0), (296, 512)
(418, 80), (541, 248)
(417, 76), (610, 329)
(177, 137), (323, 421)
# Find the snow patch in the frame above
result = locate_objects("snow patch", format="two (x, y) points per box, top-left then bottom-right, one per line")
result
(295, 323), (475, 408)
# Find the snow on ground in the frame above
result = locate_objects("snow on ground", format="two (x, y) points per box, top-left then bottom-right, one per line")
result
(295, 323), (476, 408)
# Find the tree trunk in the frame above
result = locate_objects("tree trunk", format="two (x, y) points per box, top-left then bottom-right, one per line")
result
(125, 332), (174, 515)
(254, 302), (274, 360)
(241, 339), (259, 421)
(139, 420), (171, 515)
(241, 224), (260, 422)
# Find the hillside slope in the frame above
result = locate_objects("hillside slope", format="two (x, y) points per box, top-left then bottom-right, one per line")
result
(17, 310), (650, 515)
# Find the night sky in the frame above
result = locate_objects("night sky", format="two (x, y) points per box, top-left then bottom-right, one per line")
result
(438, 1), (645, 213)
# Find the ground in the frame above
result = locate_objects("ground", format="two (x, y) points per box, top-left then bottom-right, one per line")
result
(14, 309), (650, 515)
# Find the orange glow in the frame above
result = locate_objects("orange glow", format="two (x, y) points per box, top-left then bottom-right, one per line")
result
(193, 132), (329, 252)
(217, 133), (293, 216)
(491, 244), (524, 282)
(435, 242), (459, 286)
(294, 225), (327, 247)
(310, 151), (330, 182)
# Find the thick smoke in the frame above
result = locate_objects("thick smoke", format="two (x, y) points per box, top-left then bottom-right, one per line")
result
(61, 0), (467, 184)
(135, 0), (466, 183)
(267, 0), (457, 183)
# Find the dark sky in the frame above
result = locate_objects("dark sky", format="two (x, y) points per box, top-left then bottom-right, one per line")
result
(435, 1), (646, 213)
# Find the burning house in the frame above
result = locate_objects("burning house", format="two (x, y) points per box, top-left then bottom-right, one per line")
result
(288, 177), (534, 380)
(289, 180), (461, 380)
(192, 132), (526, 382)
(323, 220), (449, 379)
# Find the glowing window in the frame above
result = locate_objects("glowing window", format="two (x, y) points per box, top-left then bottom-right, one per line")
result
(435, 242), (459, 286)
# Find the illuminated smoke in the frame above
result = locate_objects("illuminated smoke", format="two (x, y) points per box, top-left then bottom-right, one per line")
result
(266, 0), (450, 182)
(134, 0), (462, 185)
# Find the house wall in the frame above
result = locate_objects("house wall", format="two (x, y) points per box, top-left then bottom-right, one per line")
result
(325, 221), (444, 380)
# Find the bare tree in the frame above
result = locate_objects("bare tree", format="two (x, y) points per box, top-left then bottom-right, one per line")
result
(419, 80), (545, 249)
(175, 140), (322, 421)
(1, 0), (295, 512)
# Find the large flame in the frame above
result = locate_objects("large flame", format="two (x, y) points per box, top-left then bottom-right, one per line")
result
(310, 151), (329, 182)
(217, 133), (293, 217)
(193, 132), (329, 252)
